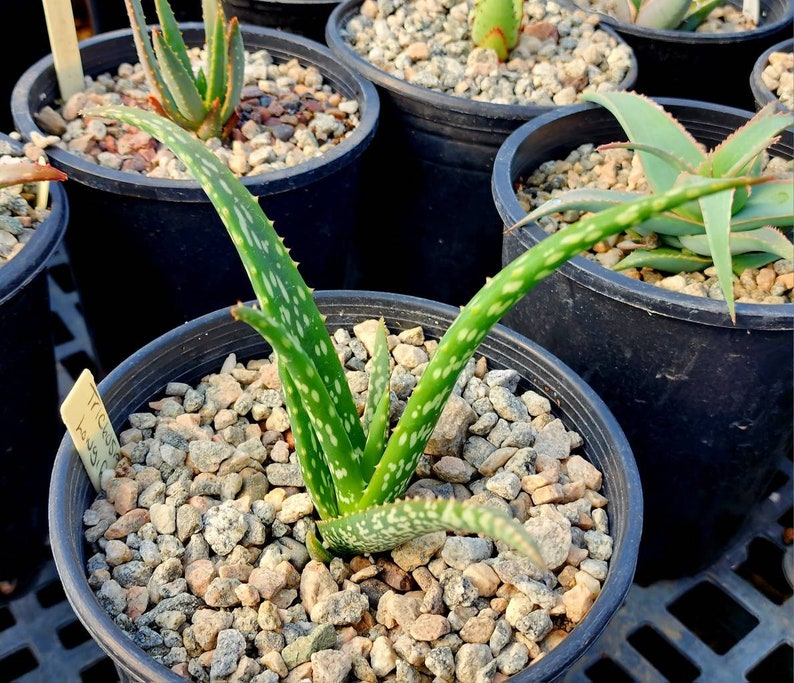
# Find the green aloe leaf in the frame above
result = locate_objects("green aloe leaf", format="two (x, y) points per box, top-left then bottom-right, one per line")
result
(204, 0), (229, 107)
(730, 180), (794, 230)
(152, 30), (206, 122)
(361, 319), (392, 481)
(731, 251), (783, 273)
(516, 187), (706, 236)
(679, 226), (794, 260)
(233, 304), (367, 513)
(710, 105), (794, 178)
(153, 0), (193, 75)
(634, 0), (692, 28)
(698, 185), (737, 318)
(580, 91), (707, 194)
(317, 498), (546, 568)
(279, 369), (339, 519)
(220, 19), (245, 124)
(677, 0), (723, 29)
(612, 247), (713, 272)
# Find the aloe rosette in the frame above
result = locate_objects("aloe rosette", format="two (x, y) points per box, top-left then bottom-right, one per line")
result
(125, 0), (244, 140)
(87, 103), (771, 564)
(517, 91), (794, 321)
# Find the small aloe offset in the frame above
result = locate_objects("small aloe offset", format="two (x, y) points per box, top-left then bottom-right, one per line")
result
(88, 103), (770, 565)
(517, 91), (794, 322)
(470, 0), (523, 61)
(124, 0), (244, 140)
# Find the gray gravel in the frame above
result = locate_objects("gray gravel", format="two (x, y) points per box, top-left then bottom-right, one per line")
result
(82, 319), (616, 682)
(0, 134), (58, 267)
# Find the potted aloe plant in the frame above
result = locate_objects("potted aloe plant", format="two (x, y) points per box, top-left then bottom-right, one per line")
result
(0, 134), (68, 601)
(325, 0), (637, 307)
(45, 89), (768, 678)
(569, 0), (794, 109)
(11, 0), (379, 373)
(493, 90), (794, 583)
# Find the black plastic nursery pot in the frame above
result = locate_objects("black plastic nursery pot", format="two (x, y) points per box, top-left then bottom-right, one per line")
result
(750, 36), (794, 110)
(222, 0), (342, 43)
(11, 24), (379, 375)
(49, 290), (642, 682)
(0, 135), (69, 597)
(325, 0), (638, 309)
(492, 98), (794, 584)
(574, 0), (794, 111)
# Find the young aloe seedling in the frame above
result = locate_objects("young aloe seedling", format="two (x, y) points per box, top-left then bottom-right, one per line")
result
(87, 103), (770, 565)
(517, 92), (794, 322)
(470, 0), (523, 61)
(611, 0), (725, 30)
(124, 0), (244, 140)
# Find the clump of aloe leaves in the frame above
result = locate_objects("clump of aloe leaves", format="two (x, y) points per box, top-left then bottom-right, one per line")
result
(610, 0), (726, 30)
(124, 0), (244, 140)
(84, 101), (770, 565)
(516, 91), (794, 322)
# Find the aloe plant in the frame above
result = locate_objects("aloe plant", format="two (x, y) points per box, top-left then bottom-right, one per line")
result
(124, 0), (244, 140)
(470, 0), (523, 60)
(611, 0), (725, 30)
(88, 103), (769, 565)
(515, 92), (794, 322)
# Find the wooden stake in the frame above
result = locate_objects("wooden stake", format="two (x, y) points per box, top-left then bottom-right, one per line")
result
(41, 0), (85, 101)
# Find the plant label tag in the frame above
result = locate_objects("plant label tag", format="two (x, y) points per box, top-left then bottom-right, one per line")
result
(60, 369), (121, 492)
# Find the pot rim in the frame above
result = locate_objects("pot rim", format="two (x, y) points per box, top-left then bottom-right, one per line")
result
(492, 96), (794, 331)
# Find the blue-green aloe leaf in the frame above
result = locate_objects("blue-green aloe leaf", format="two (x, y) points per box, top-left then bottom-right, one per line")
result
(514, 187), (706, 236)
(581, 91), (708, 194)
(679, 226), (794, 260)
(279, 369), (339, 520)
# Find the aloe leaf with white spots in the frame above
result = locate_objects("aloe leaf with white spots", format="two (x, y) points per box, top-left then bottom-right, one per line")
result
(361, 319), (392, 480)
(88, 104), (772, 561)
